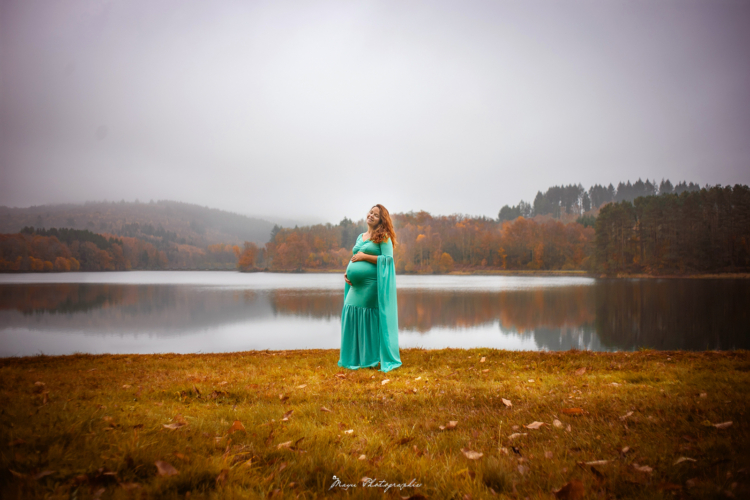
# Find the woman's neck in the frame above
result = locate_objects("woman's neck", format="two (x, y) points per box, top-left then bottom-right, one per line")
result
(364, 224), (378, 240)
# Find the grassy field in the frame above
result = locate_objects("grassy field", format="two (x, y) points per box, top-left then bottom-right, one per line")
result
(1, 349), (748, 499)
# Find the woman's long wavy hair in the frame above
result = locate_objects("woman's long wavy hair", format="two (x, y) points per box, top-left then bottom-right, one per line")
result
(370, 204), (397, 247)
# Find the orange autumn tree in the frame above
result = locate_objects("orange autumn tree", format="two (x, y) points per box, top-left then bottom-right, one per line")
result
(238, 242), (259, 271)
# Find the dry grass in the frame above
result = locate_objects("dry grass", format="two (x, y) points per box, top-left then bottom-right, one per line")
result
(1, 349), (748, 499)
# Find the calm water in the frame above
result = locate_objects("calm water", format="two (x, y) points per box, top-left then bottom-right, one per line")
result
(0, 272), (748, 357)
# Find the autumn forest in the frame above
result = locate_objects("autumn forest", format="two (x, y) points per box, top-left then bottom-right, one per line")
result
(2, 182), (749, 275)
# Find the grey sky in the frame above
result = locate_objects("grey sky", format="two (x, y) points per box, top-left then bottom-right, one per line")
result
(2, 0), (749, 224)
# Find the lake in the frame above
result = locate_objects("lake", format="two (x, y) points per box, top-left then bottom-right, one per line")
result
(0, 272), (748, 357)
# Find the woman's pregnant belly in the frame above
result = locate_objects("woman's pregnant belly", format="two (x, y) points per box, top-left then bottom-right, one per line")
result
(345, 260), (378, 308)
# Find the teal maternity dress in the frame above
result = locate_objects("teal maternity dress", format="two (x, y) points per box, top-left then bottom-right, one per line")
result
(338, 234), (402, 373)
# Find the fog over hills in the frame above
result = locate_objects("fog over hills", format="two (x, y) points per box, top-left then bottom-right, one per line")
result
(0, 200), (277, 246)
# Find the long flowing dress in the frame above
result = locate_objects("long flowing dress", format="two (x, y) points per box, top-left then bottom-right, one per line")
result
(338, 233), (402, 373)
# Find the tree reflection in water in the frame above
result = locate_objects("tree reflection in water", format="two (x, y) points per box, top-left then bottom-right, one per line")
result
(1, 280), (748, 351)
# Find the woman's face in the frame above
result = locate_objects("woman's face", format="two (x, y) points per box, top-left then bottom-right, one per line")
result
(367, 206), (381, 227)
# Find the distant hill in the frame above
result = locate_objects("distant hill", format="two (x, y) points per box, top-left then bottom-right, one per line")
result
(0, 200), (275, 246)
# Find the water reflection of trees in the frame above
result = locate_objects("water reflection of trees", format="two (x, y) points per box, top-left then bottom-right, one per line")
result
(268, 287), (596, 334)
(268, 283), (750, 351)
(0, 284), (141, 314)
(594, 280), (750, 350)
(0, 284), (273, 335)
(2, 281), (748, 351)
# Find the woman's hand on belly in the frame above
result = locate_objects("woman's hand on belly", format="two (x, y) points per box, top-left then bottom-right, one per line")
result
(351, 251), (378, 264)
(344, 273), (352, 286)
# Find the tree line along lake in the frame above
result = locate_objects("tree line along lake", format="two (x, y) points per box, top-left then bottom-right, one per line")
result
(0, 271), (747, 358)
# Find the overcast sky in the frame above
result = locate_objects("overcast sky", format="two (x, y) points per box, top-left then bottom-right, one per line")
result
(1, 0), (749, 224)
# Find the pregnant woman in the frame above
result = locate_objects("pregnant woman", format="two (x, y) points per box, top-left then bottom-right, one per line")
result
(338, 204), (402, 373)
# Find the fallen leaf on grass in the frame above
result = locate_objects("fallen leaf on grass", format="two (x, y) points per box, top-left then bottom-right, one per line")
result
(482, 369), (489, 373)
(358, 454), (367, 460)
(343, 429), (354, 434)
(621, 446), (630, 454)
(509, 433), (527, 439)
(525, 421), (546, 430)
(34, 381), (45, 386)
(575, 367), (586, 376)
(461, 448), (484, 460)
(673, 457), (696, 465)
(632, 464), (653, 473)
(281, 410), (294, 421)
(554, 479), (585, 500)
(334, 373), (346, 379)
(553, 419), (563, 428)
(228, 420), (245, 434)
(562, 408), (584, 416)
(32, 470), (55, 480)
(584, 460), (609, 466)
(155, 460), (179, 476)
(517, 465), (527, 475)
(545, 451), (554, 459)
(122, 384), (131, 389)
(699, 393), (707, 398)
(381, 379), (390, 385)
(9, 470), (26, 479)
(296, 384), (307, 389)
(163, 423), (186, 430)
(619, 411), (633, 420)
(277, 441), (292, 449)
(320, 406), (331, 412)
(216, 469), (228, 487)
(439, 421), (458, 431)
(414, 377), (422, 381)
(173, 452), (189, 461)
(714, 421), (733, 429)
(278, 394), (289, 402)
(501, 398), (512, 407)
(480, 357), (486, 362)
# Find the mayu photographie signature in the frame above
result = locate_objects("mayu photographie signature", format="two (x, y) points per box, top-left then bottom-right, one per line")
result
(329, 475), (422, 492)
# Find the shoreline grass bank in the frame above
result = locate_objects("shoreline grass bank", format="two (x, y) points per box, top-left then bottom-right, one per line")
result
(1, 349), (748, 499)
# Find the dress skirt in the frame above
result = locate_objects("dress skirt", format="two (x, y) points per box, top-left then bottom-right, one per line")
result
(339, 304), (381, 369)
